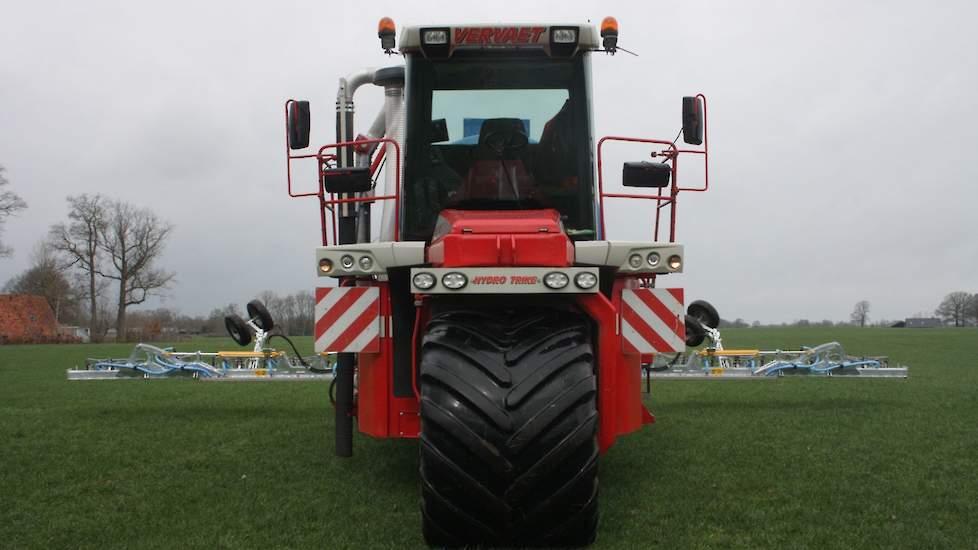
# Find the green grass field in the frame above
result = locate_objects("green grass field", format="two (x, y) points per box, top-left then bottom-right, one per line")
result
(1, 328), (976, 548)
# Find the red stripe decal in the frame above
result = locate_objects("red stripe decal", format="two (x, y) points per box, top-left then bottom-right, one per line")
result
(315, 287), (330, 302)
(621, 303), (675, 352)
(327, 297), (380, 351)
(633, 290), (685, 340)
(360, 335), (381, 355)
(667, 288), (684, 305)
(315, 288), (366, 337)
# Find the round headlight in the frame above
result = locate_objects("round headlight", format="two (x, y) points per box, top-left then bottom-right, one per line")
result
(318, 258), (333, 274)
(574, 271), (598, 289)
(340, 255), (355, 269)
(543, 272), (569, 289)
(668, 255), (682, 270)
(413, 272), (435, 290)
(442, 272), (467, 290)
(358, 256), (374, 270)
(628, 254), (643, 269)
(647, 252), (660, 267)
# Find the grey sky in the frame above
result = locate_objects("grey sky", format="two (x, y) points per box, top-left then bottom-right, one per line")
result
(1, 0), (976, 323)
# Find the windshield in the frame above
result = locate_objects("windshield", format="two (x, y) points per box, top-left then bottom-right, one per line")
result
(402, 54), (595, 241)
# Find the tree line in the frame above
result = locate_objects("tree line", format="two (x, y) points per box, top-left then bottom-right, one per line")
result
(3, 167), (318, 341)
(934, 291), (978, 327)
(3, 193), (175, 340)
(846, 295), (978, 328)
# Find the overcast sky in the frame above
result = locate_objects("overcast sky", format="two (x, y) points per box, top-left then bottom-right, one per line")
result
(1, 0), (976, 323)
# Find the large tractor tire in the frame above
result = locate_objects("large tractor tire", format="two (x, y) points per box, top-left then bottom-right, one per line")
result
(419, 308), (599, 547)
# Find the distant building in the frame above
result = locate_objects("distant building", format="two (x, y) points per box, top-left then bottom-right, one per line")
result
(58, 325), (91, 343)
(0, 294), (59, 344)
(905, 317), (942, 328)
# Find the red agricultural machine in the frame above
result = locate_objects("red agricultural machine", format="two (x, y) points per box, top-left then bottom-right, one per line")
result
(285, 18), (712, 546)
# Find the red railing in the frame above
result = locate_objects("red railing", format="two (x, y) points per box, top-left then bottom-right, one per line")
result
(596, 94), (709, 243)
(284, 100), (401, 245)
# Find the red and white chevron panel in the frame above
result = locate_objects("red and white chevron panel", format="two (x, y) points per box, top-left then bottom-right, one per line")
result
(620, 288), (685, 354)
(315, 287), (380, 353)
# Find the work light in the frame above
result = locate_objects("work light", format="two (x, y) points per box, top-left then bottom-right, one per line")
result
(544, 272), (570, 289)
(668, 255), (682, 270)
(551, 28), (577, 43)
(423, 29), (449, 45)
(442, 272), (467, 290)
(413, 272), (436, 290)
(574, 272), (598, 290)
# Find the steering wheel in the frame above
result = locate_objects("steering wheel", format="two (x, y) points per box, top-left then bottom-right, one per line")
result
(482, 128), (529, 156)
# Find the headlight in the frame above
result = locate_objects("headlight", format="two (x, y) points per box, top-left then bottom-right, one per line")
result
(543, 272), (569, 289)
(574, 272), (598, 289)
(358, 256), (374, 270)
(628, 254), (643, 269)
(668, 255), (682, 270)
(318, 258), (333, 274)
(340, 255), (355, 269)
(413, 272), (436, 290)
(442, 272), (467, 290)
(647, 252), (660, 267)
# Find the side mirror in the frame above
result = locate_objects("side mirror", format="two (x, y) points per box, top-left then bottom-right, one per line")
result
(288, 100), (311, 150)
(322, 166), (372, 194)
(682, 96), (703, 145)
(623, 162), (671, 188)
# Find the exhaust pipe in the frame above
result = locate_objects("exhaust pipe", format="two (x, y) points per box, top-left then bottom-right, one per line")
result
(333, 68), (374, 458)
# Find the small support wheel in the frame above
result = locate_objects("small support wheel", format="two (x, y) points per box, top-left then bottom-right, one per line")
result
(688, 300), (720, 329)
(246, 300), (275, 332)
(685, 314), (706, 347)
(224, 314), (252, 347)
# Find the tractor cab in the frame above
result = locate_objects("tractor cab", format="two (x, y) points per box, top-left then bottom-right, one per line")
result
(397, 24), (600, 242)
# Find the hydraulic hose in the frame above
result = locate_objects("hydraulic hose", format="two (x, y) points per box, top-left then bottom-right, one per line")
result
(266, 334), (332, 373)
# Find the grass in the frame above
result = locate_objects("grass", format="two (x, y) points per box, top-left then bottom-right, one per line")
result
(1, 328), (976, 548)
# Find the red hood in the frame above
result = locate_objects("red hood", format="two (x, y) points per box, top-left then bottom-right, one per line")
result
(428, 209), (574, 267)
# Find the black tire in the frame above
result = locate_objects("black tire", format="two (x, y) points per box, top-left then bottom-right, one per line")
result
(684, 314), (706, 347)
(419, 308), (599, 547)
(224, 314), (252, 347)
(687, 300), (720, 329)
(246, 300), (275, 332)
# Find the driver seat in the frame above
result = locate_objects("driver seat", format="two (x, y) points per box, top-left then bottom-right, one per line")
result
(461, 118), (535, 201)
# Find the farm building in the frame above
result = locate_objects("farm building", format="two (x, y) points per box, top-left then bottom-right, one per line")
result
(0, 294), (61, 344)
(905, 317), (942, 328)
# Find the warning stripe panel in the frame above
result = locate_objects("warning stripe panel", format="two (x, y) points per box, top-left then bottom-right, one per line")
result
(621, 288), (685, 354)
(315, 287), (381, 353)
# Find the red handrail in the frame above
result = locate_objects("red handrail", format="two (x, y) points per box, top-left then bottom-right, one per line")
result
(284, 99), (402, 246)
(595, 94), (709, 242)
(312, 137), (402, 244)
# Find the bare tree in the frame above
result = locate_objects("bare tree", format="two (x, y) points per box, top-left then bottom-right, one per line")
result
(850, 300), (871, 327)
(935, 291), (973, 327)
(294, 290), (315, 336)
(50, 194), (109, 340)
(3, 242), (80, 323)
(0, 166), (28, 257)
(968, 294), (978, 327)
(97, 201), (175, 340)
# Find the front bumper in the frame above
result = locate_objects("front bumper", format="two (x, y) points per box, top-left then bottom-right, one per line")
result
(410, 267), (600, 294)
